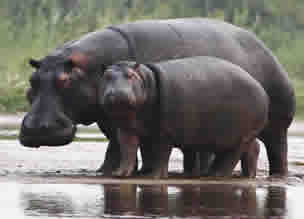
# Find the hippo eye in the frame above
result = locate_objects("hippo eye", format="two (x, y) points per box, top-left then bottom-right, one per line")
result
(103, 70), (114, 81)
(126, 69), (140, 81)
(71, 67), (85, 78)
(56, 72), (71, 89)
(126, 71), (134, 79)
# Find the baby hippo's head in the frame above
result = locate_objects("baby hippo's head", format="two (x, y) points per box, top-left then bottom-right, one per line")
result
(99, 62), (147, 117)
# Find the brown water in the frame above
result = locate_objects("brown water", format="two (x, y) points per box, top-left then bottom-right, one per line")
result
(0, 136), (303, 218)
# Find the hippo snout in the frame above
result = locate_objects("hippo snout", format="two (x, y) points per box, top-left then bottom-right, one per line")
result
(19, 113), (76, 147)
(102, 89), (137, 113)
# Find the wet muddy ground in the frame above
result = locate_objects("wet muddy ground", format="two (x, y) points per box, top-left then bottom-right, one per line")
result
(0, 117), (304, 218)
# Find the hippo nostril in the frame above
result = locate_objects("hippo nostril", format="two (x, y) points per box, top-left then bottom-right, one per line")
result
(38, 120), (61, 132)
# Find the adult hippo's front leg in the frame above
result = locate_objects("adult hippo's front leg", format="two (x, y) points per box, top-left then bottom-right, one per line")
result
(259, 115), (292, 177)
(96, 120), (138, 176)
(139, 142), (172, 179)
(96, 118), (121, 175)
(96, 138), (121, 174)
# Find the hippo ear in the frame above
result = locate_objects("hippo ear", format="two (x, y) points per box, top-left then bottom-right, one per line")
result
(29, 59), (41, 69)
(68, 52), (90, 71)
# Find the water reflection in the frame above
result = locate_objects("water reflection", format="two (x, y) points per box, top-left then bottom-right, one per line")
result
(12, 183), (303, 218)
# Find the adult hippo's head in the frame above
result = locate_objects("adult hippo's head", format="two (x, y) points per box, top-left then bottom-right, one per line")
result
(19, 53), (101, 147)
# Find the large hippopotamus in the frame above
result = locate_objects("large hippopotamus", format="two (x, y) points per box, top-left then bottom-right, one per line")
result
(19, 18), (295, 177)
(98, 57), (268, 177)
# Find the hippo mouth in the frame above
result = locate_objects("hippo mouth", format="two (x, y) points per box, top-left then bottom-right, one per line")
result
(19, 126), (77, 148)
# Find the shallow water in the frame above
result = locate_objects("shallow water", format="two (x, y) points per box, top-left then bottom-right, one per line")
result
(0, 183), (303, 218)
(0, 135), (303, 218)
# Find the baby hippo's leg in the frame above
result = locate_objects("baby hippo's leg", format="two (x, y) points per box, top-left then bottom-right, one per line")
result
(112, 128), (139, 177)
(182, 148), (200, 177)
(199, 151), (216, 176)
(207, 143), (246, 177)
(182, 148), (215, 177)
(241, 139), (260, 178)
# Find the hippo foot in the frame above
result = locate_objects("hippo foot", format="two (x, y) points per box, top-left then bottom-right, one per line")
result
(138, 168), (168, 179)
(241, 172), (256, 179)
(112, 165), (136, 177)
(184, 170), (200, 178)
(137, 167), (153, 176)
(96, 164), (106, 173)
(96, 163), (117, 176)
(206, 170), (233, 178)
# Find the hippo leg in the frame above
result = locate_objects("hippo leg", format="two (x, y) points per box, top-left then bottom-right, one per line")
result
(111, 129), (139, 177)
(97, 140), (138, 176)
(97, 121), (137, 176)
(138, 138), (155, 175)
(259, 118), (291, 177)
(241, 139), (260, 178)
(182, 148), (200, 177)
(140, 143), (172, 179)
(96, 120), (121, 175)
(97, 140), (121, 175)
(199, 151), (216, 176)
(207, 144), (247, 177)
(182, 149), (215, 177)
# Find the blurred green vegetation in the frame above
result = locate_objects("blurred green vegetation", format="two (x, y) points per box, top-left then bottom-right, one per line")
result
(1, 0), (304, 118)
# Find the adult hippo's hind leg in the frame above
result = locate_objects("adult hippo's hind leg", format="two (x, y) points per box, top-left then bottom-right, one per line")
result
(259, 116), (291, 177)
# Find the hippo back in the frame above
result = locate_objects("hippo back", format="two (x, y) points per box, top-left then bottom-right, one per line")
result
(111, 18), (294, 122)
(151, 56), (268, 147)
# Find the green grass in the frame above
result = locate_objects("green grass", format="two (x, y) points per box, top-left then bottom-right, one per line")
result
(1, 4), (304, 119)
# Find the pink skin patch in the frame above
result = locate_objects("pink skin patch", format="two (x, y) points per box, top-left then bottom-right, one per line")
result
(127, 67), (142, 81)
(56, 72), (71, 89)
(68, 52), (90, 71)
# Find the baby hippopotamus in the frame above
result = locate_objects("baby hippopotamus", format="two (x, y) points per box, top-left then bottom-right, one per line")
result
(99, 56), (268, 178)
